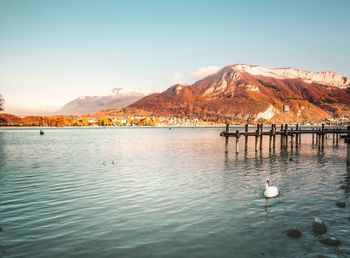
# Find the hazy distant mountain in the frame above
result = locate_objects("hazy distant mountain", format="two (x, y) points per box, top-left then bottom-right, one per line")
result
(58, 88), (145, 115)
(130, 64), (350, 123)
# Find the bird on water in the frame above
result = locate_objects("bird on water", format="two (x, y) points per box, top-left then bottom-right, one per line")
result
(264, 178), (279, 198)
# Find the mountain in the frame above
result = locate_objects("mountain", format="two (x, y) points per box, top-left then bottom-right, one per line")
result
(130, 64), (350, 123)
(57, 88), (145, 115)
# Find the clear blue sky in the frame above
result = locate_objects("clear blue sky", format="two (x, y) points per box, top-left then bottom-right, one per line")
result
(0, 0), (349, 114)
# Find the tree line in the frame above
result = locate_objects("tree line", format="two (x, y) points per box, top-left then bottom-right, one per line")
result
(0, 94), (4, 111)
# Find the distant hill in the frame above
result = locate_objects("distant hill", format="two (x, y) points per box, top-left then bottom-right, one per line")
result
(57, 88), (145, 115)
(130, 64), (350, 123)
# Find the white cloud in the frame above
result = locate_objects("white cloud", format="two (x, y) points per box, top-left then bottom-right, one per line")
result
(191, 66), (221, 80)
(170, 72), (185, 85)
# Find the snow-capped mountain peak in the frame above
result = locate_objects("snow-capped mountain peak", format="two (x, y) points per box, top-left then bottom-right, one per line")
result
(227, 64), (349, 88)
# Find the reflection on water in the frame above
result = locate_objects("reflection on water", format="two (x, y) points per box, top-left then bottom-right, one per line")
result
(0, 128), (349, 258)
(342, 145), (350, 195)
(0, 132), (6, 169)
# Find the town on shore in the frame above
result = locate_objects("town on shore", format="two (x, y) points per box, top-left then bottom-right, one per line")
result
(1, 112), (349, 128)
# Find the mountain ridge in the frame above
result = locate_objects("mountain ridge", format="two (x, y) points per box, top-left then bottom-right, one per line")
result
(227, 64), (350, 88)
(57, 88), (145, 115)
(130, 64), (350, 123)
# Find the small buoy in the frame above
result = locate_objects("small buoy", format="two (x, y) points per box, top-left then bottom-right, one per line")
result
(112, 160), (117, 164)
(40, 130), (44, 135)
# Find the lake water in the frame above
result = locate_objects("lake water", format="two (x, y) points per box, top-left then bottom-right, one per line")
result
(0, 127), (349, 258)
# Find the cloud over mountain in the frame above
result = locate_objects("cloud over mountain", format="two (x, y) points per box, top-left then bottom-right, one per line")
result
(191, 66), (221, 80)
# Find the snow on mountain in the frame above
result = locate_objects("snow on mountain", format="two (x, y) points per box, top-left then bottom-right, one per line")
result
(230, 64), (350, 89)
(131, 64), (350, 123)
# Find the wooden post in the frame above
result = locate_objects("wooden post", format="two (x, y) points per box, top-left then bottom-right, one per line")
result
(347, 138), (350, 167)
(332, 131), (335, 146)
(225, 123), (229, 153)
(259, 124), (263, 151)
(312, 129), (315, 145)
(280, 124), (284, 149)
(272, 124), (276, 149)
(321, 124), (325, 150)
(346, 125), (350, 144)
(336, 127), (339, 146)
(284, 124), (288, 149)
(244, 124), (248, 151)
(255, 124), (259, 152)
(236, 130), (240, 154)
(295, 124), (299, 147)
(269, 126), (273, 151)
(290, 129), (294, 150)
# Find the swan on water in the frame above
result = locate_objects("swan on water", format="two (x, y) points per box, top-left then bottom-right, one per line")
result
(264, 178), (279, 198)
(112, 160), (117, 164)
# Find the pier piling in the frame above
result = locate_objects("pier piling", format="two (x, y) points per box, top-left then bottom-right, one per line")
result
(255, 125), (259, 152)
(272, 124), (276, 149)
(280, 124), (284, 149)
(295, 124), (299, 147)
(225, 123), (229, 153)
(244, 124), (248, 151)
(284, 124), (289, 149)
(236, 130), (240, 154)
(259, 124), (263, 151)
(336, 128), (339, 146)
(321, 124), (325, 150)
(269, 127), (273, 151)
(346, 126), (350, 144)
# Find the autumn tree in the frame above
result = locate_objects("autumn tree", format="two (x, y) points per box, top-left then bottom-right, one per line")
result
(0, 94), (4, 111)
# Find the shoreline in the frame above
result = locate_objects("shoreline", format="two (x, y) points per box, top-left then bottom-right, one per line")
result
(0, 125), (227, 129)
(0, 124), (346, 130)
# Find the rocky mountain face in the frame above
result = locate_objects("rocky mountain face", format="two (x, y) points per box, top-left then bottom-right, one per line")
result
(130, 65), (350, 123)
(58, 88), (145, 115)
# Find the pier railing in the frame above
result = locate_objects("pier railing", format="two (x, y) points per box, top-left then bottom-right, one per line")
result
(220, 124), (350, 153)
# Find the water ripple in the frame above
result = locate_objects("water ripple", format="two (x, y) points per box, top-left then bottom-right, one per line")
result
(0, 128), (349, 258)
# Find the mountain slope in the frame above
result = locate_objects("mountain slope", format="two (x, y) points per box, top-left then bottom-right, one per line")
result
(58, 88), (145, 115)
(130, 64), (350, 123)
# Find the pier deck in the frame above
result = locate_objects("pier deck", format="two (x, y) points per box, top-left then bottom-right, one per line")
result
(220, 124), (350, 153)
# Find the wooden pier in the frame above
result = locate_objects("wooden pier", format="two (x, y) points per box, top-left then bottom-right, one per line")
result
(220, 124), (350, 153)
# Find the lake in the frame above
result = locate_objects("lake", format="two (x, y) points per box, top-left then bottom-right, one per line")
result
(0, 127), (349, 257)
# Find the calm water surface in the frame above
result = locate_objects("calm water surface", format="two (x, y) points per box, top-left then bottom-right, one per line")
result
(0, 128), (349, 258)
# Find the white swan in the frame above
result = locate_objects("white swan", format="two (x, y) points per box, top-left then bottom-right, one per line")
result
(264, 178), (279, 198)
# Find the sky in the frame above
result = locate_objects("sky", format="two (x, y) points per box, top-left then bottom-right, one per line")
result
(0, 0), (349, 115)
